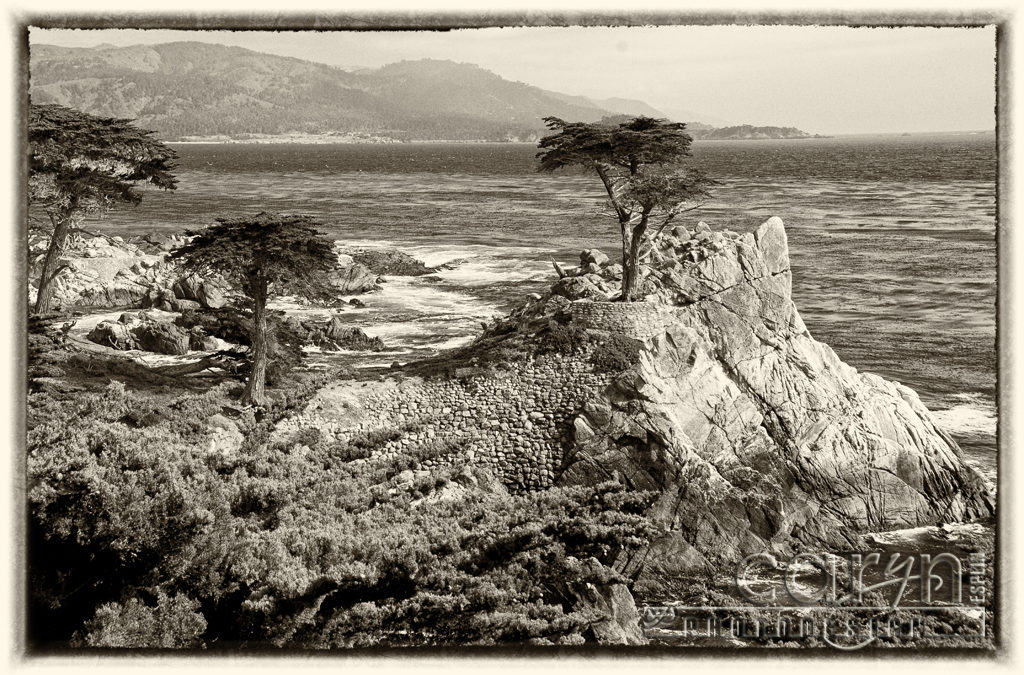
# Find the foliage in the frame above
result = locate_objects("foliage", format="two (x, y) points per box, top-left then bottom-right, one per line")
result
(28, 103), (178, 214)
(589, 334), (644, 374)
(28, 103), (177, 313)
(540, 324), (642, 374)
(27, 378), (658, 650)
(537, 115), (715, 300)
(168, 213), (341, 405)
(540, 322), (589, 357)
(168, 213), (340, 306)
(74, 591), (207, 649)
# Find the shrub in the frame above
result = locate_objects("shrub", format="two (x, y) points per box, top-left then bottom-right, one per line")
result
(540, 322), (589, 356)
(74, 591), (207, 649)
(589, 333), (643, 373)
(28, 376), (658, 648)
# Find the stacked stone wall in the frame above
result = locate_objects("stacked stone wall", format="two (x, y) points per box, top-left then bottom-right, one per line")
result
(568, 300), (682, 341)
(278, 354), (612, 492)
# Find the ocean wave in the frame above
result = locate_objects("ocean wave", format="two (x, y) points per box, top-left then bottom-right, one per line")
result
(431, 257), (551, 287)
(329, 237), (554, 270)
(930, 393), (997, 437)
(369, 277), (498, 318)
(864, 522), (990, 547)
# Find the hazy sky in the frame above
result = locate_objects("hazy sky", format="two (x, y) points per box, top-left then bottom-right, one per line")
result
(31, 25), (996, 134)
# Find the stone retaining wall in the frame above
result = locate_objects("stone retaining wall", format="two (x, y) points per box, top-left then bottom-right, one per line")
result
(569, 300), (683, 341)
(277, 301), (690, 492)
(280, 353), (612, 492)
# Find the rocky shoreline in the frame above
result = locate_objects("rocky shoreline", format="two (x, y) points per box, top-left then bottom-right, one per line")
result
(26, 217), (995, 646)
(270, 216), (993, 585)
(28, 233), (452, 360)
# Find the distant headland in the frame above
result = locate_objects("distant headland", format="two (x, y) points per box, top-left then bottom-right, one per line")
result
(31, 42), (823, 143)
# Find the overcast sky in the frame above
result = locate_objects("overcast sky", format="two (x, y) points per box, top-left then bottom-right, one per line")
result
(30, 25), (996, 134)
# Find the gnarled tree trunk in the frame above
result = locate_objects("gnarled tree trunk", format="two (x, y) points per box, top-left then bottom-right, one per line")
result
(620, 218), (649, 302)
(241, 276), (269, 406)
(33, 209), (74, 315)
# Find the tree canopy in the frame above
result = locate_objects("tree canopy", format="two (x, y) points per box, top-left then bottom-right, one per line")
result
(28, 103), (178, 313)
(537, 115), (714, 301)
(168, 212), (340, 304)
(537, 115), (696, 174)
(168, 212), (341, 405)
(28, 103), (178, 217)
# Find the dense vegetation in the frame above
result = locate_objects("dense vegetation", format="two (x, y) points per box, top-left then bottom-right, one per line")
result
(26, 334), (659, 649)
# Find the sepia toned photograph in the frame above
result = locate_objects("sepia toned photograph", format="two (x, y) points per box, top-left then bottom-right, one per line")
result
(14, 7), (1005, 658)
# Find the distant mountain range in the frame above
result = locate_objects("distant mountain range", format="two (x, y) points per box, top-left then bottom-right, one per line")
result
(29, 42), (820, 142)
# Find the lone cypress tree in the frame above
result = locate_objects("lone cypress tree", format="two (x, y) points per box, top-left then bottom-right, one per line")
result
(537, 116), (714, 301)
(28, 103), (178, 313)
(168, 213), (340, 406)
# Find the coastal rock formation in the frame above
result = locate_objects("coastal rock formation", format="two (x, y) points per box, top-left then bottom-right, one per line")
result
(28, 234), (179, 309)
(172, 274), (229, 309)
(27, 234), (440, 308)
(345, 248), (437, 276)
(555, 217), (994, 576)
(282, 315), (386, 352)
(332, 255), (381, 295)
(276, 217), (993, 583)
(87, 312), (193, 355)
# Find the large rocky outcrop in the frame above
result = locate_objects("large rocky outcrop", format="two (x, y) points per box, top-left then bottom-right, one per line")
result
(332, 254), (381, 295)
(28, 234), (179, 309)
(27, 234), (221, 310)
(555, 217), (994, 578)
(270, 216), (992, 583)
(27, 235), (431, 309)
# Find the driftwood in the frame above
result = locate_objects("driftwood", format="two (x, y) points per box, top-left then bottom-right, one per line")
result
(147, 352), (244, 376)
(551, 259), (568, 279)
(64, 333), (245, 377)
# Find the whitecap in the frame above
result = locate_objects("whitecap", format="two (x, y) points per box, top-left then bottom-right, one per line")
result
(931, 393), (997, 437)
(864, 522), (990, 546)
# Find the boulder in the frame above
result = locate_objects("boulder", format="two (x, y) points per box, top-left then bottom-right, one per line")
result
(333, 257), (381, 294)
(172, 275), (229, 309)
(543, 294), (572, 316)
(322, 318), (385, 352)
(171, 298), (202, 313)
(206, 414), (243, 455)
(133, 321), (191, 355)
(86, 321), (137, 351)
(549, 557), (646, 645)
(551, 276), (607, 302)
(141, 288), (179, 312)
(580, 249), (610, 267)
(602, 263), (624, 280)
(117, 312), (142, 325)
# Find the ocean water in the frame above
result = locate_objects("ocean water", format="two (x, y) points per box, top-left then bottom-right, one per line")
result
(90, 134), (998, 479)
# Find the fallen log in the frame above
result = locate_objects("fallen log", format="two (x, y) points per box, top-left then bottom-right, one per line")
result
(64, 334), (245, 378)
(148, 352), (244, 376)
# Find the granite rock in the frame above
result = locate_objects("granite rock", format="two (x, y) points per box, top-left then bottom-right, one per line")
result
(557, 217), (995, 578)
